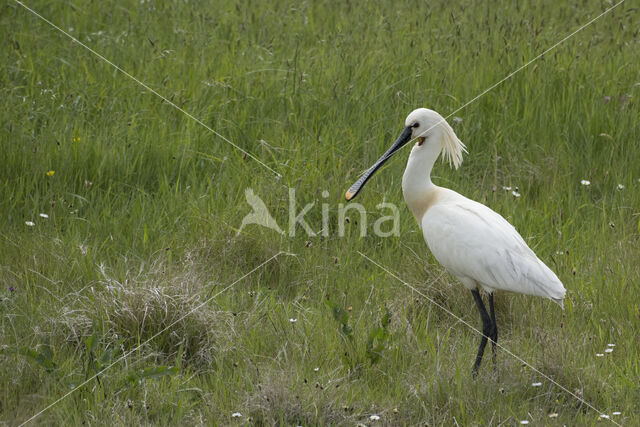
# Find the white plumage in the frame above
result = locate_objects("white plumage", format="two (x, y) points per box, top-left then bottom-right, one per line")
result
(346, 108), (566, 372)
(399, 108), (565, 305)
(421, 191), (566, 304)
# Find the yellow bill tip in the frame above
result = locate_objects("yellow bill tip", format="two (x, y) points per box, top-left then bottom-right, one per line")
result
(345, 190), (354, 201)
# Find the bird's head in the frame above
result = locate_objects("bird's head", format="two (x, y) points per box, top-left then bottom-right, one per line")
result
(345, 108), (466, 201)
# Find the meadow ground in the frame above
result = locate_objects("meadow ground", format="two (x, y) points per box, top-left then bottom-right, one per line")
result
(1, 0), (639, 425)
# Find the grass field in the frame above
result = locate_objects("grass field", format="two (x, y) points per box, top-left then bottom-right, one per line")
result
(1, 0), (639, 425)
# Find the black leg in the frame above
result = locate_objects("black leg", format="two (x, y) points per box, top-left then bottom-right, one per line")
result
(471, 289), (492, 376)
(488, 293), (498, 366)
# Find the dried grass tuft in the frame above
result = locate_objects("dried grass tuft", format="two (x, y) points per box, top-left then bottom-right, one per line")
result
(54, 248), (236, 365)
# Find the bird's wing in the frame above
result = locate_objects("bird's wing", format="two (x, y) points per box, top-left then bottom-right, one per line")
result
(421, 197), (566, 303)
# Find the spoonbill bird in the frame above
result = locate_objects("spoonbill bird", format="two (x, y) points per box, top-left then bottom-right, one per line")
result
(345, 108), (566, 373)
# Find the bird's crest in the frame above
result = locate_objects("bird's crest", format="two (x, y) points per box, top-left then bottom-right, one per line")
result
(439, 119), (467, 169)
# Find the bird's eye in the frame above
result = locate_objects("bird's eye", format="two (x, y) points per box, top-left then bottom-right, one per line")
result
(412, 122), (420, 128)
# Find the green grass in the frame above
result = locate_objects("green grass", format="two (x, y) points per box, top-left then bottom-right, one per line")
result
(1, 0), (639, 424)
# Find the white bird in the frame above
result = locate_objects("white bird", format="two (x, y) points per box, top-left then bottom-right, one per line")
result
(345, 108), (566, 373)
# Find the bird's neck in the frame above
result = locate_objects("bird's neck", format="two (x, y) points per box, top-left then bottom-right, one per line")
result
(402, 142), (442, 226)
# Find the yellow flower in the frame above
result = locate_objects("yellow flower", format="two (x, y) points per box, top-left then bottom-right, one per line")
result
(73, 137), (81, 143)
(46, 170), (55, 177)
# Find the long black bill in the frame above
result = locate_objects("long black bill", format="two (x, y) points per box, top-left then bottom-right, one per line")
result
(345, 126), (413, 201)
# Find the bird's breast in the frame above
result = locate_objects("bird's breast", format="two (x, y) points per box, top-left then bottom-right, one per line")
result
(403, 188), (443, 228)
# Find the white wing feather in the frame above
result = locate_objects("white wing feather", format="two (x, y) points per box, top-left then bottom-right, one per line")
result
(421, 192), (566, 305)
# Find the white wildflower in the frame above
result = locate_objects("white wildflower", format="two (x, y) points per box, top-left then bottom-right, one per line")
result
(531, 382), (542, 387)
(39, 213), (49, 218)
(605, 348), (613, 353)
(548, 413), (558, 418)
(581, 180), (590, 186)
(520, 421), (529, 425)
(512, 191), (521, 198)
(607, 343), (615, 347)
(612, 411), (621, 415)
(369, 414), (380, 421)
(231, 412), (242, 418)
(289, 318), (297, 323)
(617, 184), (624, 190)
(596, 353), (604, 357)
(25, 221), (35, 227)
